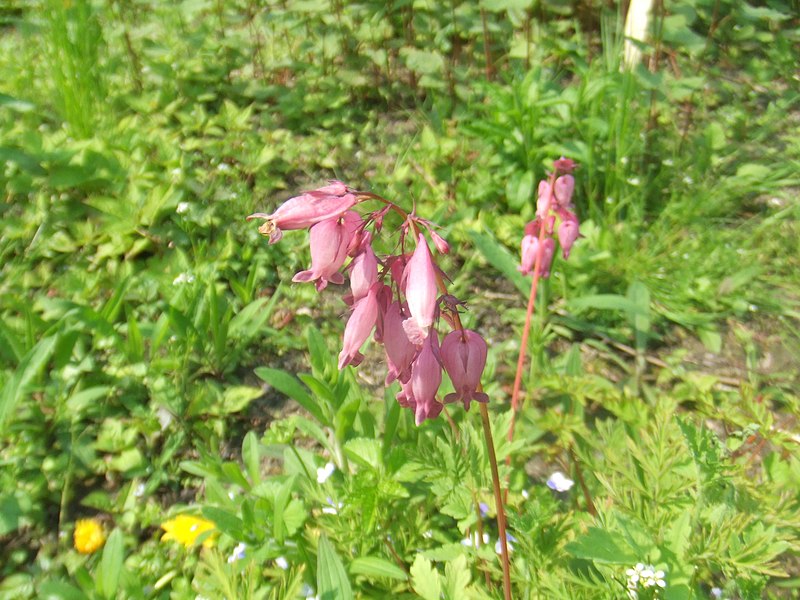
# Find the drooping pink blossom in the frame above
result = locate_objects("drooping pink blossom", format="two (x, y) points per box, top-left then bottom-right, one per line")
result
(293, 211), (359, 291)
(538, 237), (555, 278)
(346, 243), (378, 305)
(441, 329), (489, 411)
(338, 283), (380, 369)
(408, 332), (443, 425)
(518, 232), (539, 276)
(557, 215), (579, 259)
(536, 180), (553, 219)
(246, 181), (356, 244)
(553, 175), (575, 208)
(402, 234), (439, 345)
(383, 301), (418, 385)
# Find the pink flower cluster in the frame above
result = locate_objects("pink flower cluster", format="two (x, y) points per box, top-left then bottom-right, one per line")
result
(519, 158), (580, 277)
(247, 182), (489, 425)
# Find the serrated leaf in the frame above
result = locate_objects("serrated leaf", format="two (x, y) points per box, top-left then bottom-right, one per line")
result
(410, 555), (441, 600)
(444, 554), (470, 600)
(344, 438), (382, 470)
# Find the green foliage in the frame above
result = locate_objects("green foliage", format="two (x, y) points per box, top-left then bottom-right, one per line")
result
(1, 0), (798, 598)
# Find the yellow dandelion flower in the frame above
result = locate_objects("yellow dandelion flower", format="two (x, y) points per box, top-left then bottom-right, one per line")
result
(74, 519), (106, 554)
(160, 515), (216, 548)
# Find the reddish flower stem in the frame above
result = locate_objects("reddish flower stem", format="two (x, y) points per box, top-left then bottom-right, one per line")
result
(507, 173), (556, 446)
(360, 190), (512, 600)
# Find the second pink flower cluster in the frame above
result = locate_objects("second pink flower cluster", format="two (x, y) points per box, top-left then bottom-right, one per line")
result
(519, 159), (580, 278)
(248, 182), (489, 425)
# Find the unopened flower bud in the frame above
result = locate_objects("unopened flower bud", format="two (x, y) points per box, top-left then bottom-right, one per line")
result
(430, 230), (450, 255)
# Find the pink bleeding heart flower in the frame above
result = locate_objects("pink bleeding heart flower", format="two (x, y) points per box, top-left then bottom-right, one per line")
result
(518, 230), (539, 276)
(396, 379), (416, 409)
(246, 181), (356, 244)
(408, 331), (443, 425)
(441, 329), (489, 411)
(536, 180), (553, 219)
(346, 243), (378, 305)
(554, 175), (575, 208)
(383, 301), (418, 385)
(338, 283), (380, 369)
(538, 237), (555, 278)
(293, 211), (359, 291)
(402, 234), (439, 345)
(557, 214), (579, 259)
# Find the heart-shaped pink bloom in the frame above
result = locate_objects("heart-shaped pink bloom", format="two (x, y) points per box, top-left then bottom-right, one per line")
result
(293, 211), (359, 291)
(441, 329), (489, 411)
(518, 233), (539, 276)
(347, 243), (378, 305)
(557, 215), (579, 259)
(338, 283), (380, 369)
(408, 331), (443, 425)
(554, 174), (575, 208)
(402, 234), (438, 345)
(538, 237), (555, 278)
(536, 180), (553, 219)
(383, 301), (418, 385)
(246, 181), (356, 244)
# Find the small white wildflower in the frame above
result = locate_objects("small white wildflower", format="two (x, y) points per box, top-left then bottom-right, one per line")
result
(495, 532), (517, 555)
(275, 556), (289, 570)
(422, 530), (433, 539)
(460, 532), (490, 548)
(176, 201), (190, 214)
(156, 407), (173, 430)
(228, 491), (235, 500)
(322, 497), (343, 515)
(134, 483), (145, 498)
(546, 471), (574, 492)
(300, 584), (318, 599)
(627, 177), (641, 186)
(683, 175), (694, 185)
(217, 162), (231, 172)
(710, 587), (723, 599)
(626, 563), (665, 597)
(227, 542), (246, 563)
(606, 196), (615, 204)
(521, 489), (529, 500)
(621, 156), (629, 165)
(316, 462), (335, 484)
(662, 158), (674, 166)
(172, 272), (195, 285)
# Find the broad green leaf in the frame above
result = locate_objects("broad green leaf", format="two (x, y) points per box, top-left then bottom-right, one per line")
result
(255, 367), (327, 425)
(467, 230), (529, 296)
(38, 580), (88, 600)
(0, 335), (57, 433)
(344, 438), (382, 470)
(350, 557), (407, 581)
(242, 431), (261, 485)
(565, 527), (637, 564)
(202, 507), (245, 541)
(317, 534), (353, 600)
(96, 529), (124, 599)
